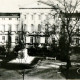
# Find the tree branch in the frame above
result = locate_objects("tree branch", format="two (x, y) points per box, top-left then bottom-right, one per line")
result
(70, 18), (79, 35)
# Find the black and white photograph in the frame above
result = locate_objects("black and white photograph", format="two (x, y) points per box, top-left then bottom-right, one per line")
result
(0, 0), (80, 80)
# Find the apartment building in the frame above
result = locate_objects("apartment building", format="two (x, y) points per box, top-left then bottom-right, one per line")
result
(0, 13), (20, 48)
(60, 13), (80, 47)
(19, 1), (53, 47)
(0, 1), (80, 50)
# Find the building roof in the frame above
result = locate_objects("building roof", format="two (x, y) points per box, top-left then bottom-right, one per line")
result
(19, 1), (52, 9)
(0, 13), (20, 16)
(62, 13), (80, 18)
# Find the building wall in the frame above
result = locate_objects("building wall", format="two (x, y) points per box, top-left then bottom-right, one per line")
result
(0, 2), (80, 50)
(0, 13), (20, 49)
(19, 3), (52, 46)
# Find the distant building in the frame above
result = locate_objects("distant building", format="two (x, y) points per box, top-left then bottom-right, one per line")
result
(19, 1), (53, 47)
(0, 13), (20, 48)
(0, 1), (80, 50)
(61, 13), (80, 47)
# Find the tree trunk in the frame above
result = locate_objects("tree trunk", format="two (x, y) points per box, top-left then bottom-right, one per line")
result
(66, 55), (71, 69)
(66, 39), (71, 69)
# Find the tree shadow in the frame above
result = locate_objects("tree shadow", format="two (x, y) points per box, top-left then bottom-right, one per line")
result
(0, 62), (34, 70)
(60, 65), (80, 79)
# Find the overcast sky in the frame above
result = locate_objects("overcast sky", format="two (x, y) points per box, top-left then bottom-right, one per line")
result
(0, 0), (79, 12)
(0, 0), (39, 12)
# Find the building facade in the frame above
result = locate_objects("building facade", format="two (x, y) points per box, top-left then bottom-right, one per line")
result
(0, 13), (20, 49)
(0, 1), (80, 50)
(19, 2), (54, 48)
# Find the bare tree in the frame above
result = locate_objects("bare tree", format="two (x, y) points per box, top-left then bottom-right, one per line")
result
(38, 0), (80, 69)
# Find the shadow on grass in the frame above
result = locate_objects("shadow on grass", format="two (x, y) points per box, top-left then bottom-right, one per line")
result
(0, 58), (40, 70)
(60, 65), (80, 79)
(0, 62), (34, 70)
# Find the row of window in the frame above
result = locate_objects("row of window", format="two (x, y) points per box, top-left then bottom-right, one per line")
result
(24, 14), (47, 20)
(23, 24), (42, 32)
(0, 24), (80, 34)
(0, 18), (20, 20)
(0, 35), (45, 44)
(0, 24), (42, 32)
(0, 24), (19, 32)
(1, 36), (80, 47)
(72, 38), (80, 46)
(1, 34), (80, 47)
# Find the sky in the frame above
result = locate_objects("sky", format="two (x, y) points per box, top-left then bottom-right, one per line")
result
(0, 0), (38, 12)
(0, 0), (79, 12)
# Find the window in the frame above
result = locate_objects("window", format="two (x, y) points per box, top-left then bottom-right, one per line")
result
(31, 15), (33, 20)
(24, 24), (27, 31)
(15, 36), (18, 43)
(17, 18), (19, 20)
(36, 37), (40, 43)
(30, 37), (33, 44)
(76, 38), (79, 46)
(15, 18), (19, 20)
(0, 24), (5, 32)
(40, 37), (45, 43)
(9, 18), (12, 20)
(33, 37), (37, 43)
(24, 15), (26, 19)
(26, 37), (30, 43)
(72, 38), (76, 45)
(3, 25), (5, 32)
(2, 18), (5, 20)
(38, 24), (41, 31)
(31, 24), (34, 32)
(16, 24), (19, 31)
(39, 15), (41, 20)
(8, 24), (12, 31)
(2, 36), (5, 40)
(24, 24), (26, 26)
(79, 39), (80, 45)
